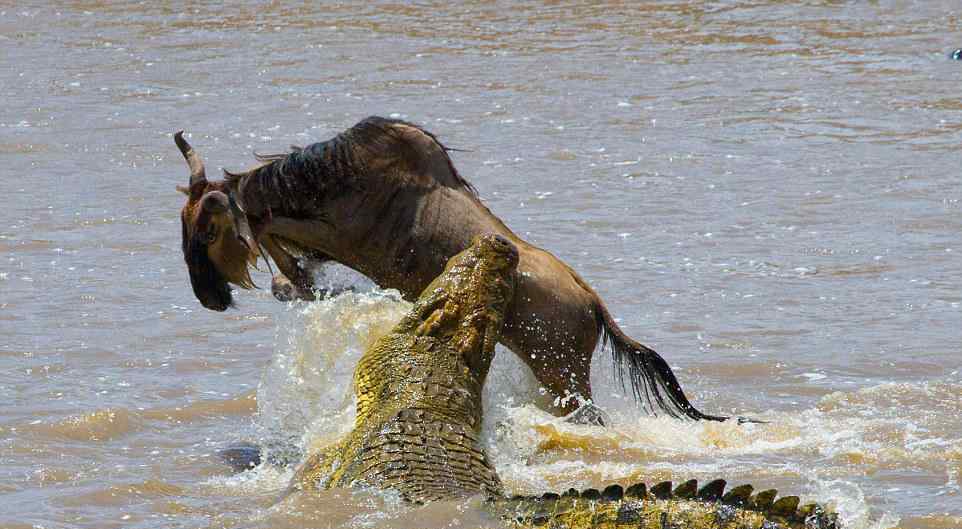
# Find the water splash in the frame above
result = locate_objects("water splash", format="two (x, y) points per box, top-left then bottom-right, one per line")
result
(255, 289), (411, 466)
(235, 290), (962, 527)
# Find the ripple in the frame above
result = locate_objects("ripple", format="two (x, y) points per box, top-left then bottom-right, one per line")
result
(22, 408), (143, 442)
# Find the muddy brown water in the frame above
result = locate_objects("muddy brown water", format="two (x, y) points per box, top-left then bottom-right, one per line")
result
(2, 2), (961, 528)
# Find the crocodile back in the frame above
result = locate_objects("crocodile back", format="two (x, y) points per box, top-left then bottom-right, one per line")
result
(292, 330), (503, 503)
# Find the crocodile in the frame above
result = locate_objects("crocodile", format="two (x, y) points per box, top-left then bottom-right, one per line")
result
(288, 234), (838, 529)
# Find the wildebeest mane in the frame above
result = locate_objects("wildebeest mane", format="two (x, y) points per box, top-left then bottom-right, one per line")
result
(224, 117), (476, 218)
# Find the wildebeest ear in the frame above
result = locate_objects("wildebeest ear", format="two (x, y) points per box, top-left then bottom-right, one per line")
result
(176, 185), (190, 196)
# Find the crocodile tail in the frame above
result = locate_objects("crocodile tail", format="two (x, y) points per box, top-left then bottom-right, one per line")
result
(595, 303), (727, 421)
(495, 479), (838, 529)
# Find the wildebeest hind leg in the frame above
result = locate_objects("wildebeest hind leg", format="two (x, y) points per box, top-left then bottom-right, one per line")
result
(503, 322), (599, 417)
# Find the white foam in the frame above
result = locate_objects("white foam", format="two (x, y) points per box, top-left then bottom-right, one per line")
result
(203, 461), (294, 495)
(254, 289), (411, 463)
(248, 289), (948, 527)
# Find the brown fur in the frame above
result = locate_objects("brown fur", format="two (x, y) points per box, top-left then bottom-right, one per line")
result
(176, 117), (723, 420)
(179, 181), (257, 310)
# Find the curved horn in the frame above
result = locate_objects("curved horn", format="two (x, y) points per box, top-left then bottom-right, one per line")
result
(174, 130), (207, 187)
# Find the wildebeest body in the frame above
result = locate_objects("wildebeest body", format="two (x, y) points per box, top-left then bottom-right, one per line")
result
(176, 117), (723, 420)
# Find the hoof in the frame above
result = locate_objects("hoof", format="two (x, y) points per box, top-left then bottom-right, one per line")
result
(219, 443), (262, 473)
(271, 274), (316, 302)
(564, 403), (610, 427)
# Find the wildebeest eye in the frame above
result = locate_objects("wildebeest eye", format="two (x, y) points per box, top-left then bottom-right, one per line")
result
(206, 229), (217, 243)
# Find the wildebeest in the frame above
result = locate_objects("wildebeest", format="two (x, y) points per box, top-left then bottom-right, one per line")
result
(175, 116), (724, 421)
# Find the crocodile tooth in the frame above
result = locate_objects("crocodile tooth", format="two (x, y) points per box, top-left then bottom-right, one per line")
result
(624, 482), (647, 498)
(770, 495), (800, 517)
(722, 484), (753, 506)
(751, 489), (778, 510)
(697, 479), (726, 501)
(580, 488), (601, 500)
(672, 479), (697, 499)
(650, 481), (673, 499)
(602, 484), (624, 501)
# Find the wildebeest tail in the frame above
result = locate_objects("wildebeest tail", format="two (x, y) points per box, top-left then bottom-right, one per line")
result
(596, 304), (727, 421)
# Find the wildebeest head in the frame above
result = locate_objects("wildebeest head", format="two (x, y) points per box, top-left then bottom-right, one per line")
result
(175, 131), (259, 311)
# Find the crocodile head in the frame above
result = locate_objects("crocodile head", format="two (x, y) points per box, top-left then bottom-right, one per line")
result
(405, 234), (519, 386)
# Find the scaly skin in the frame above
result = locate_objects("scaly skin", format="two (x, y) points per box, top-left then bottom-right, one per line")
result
(494, 481), (837, 529)
(290, 234), (518, 502)
(289, 234), (838, 529)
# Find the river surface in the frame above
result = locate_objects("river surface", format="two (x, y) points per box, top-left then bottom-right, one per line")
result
(2, 1), (962, 528)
